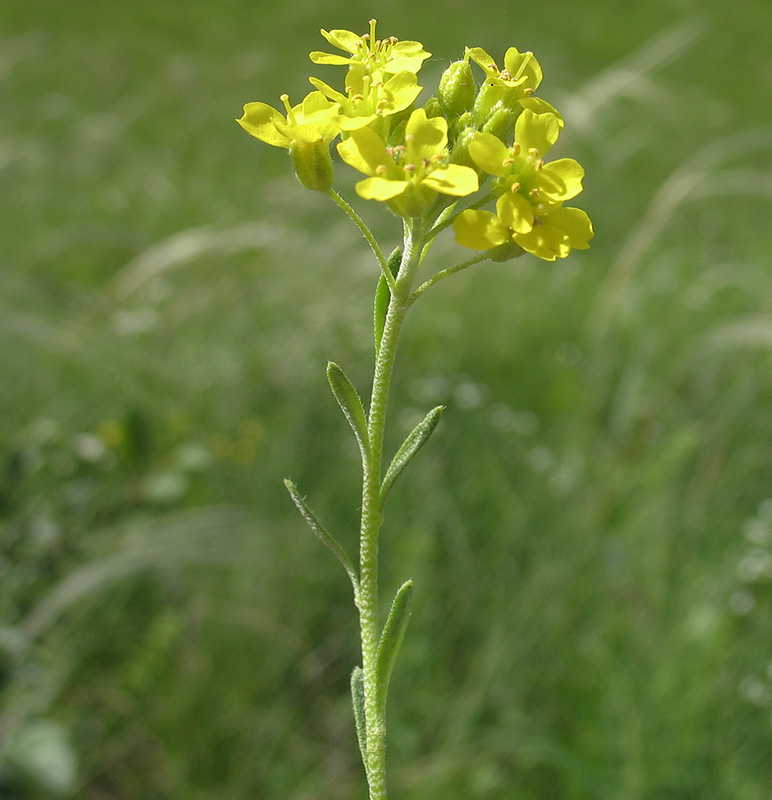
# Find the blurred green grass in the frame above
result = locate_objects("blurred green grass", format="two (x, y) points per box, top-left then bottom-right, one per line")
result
(2, 0), (772, 798)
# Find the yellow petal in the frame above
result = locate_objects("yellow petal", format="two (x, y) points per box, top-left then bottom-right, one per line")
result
(422, 164), (479, 197)
(308, 52), (352, 66)
(319, 28), (362, 55)
(468, 132), (512, 178)
(503, 48), (542, 90)
(496, 192), (534, 234)
(539, 158), (585, 200)
(513, 225), (570, 261)
(237, 102), (290, 148)
(454, 209), (510, 250)
(514, 109), (560, 156)
(356, 177), (409, 201)
(405, 109), (447, 164)
(337, 126), (390, 176)
(546, 207), (594, 249)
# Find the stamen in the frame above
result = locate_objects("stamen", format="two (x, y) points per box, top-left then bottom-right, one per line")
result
(280, 94), (296, 124)
(510, 181), (521, 193)
(529, 188), (540, 197)
(535, 159), (544, 170)
(502, 157), (515, 167)
(523, 87), (535, 96)
(430, 153), (444, 163)
(375, 165), (388, 175)
(403, 164), (416, 173)
(513, 51), (533, 82)
(528, 148), (539, 157)
(512, 143), (521, 156)
(422, 158), (431, 168)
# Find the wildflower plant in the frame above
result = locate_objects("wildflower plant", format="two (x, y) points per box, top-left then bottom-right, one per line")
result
(237, 21), (593, 799)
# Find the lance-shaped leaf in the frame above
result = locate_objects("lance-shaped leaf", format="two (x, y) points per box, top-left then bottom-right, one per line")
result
(381, 406), (444, 500)
(284, 478), (359, 596)
(375, 579), (414, 711)
(350, 666), (369, 777)
(374, 247), (402, 356)
(327, 362), (369, 460)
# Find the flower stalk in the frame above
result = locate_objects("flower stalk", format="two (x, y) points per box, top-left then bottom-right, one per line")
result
(237, 20), (593, 799)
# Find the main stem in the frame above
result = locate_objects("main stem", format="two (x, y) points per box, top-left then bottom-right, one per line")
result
(359, 218), (425, 800)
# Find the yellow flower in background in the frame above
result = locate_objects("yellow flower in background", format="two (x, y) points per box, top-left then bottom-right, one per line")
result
(310, 19), (430, 77)
(337, 108), (479, 217)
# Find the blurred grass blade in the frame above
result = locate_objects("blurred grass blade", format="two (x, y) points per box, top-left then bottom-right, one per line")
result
(375, 579), (414, 711)
(374, 247), (402, 356)
(351, 666), (369, 777)
(381, 406), (444, 501)
(284, 479), (359, 595)
(327, 362), (369, 460)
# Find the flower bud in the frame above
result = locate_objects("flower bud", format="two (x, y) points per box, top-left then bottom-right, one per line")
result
(421, 96), (442, 118)
(472, 80), (502, 125)
(449, 125), (477, 168)
(489, 240), (525, 262)
(482, 105), (516, 142)
(438, 60), (476, 117)
(289, 139), (334, 192)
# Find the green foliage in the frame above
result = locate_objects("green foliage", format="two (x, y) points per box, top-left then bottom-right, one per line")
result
(2, 1), (772, 799)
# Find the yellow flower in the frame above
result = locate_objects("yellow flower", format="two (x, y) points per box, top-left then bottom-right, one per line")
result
(454, 200), (593, 261)
(469, 110), (585, 220)
(309, 65), (421, 134)
(337, 108), (479, 218)
(453, 109), (592, 260)
(237, 92), (340, 191)
(310, 19), (430, 77)
(466, 45), (563, 126)
(237, 91), (340, 148)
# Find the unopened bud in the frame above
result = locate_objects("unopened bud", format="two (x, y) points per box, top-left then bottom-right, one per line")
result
(438, 60), (476, 117)
(289, 139), (334, 192)
(489, 240), (525, 262)
(422, 96), (442, 119)
(482, 105), (516, 142)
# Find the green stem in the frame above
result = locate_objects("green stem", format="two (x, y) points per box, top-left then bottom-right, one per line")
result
(408, 249), (495, 305)
(358, 218), (425, 800)
(327, 189), (397, 294)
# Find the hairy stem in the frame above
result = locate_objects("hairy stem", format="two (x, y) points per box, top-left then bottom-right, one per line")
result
(358, 218), (425, 800)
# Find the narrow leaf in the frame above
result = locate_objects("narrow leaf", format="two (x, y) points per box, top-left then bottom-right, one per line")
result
(284, 479), (359, 595)
(327, 362), (369, 460)
(374, 247), (402, 356)
(350, 666), (369, 777)
(375, 579), (414, 711)
(381, 406), (444, 500)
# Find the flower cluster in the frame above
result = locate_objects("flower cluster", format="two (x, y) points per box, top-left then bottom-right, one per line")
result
(237, 20), (593, 261)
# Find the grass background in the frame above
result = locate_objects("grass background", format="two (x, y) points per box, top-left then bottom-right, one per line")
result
(2, 0), (772, 798)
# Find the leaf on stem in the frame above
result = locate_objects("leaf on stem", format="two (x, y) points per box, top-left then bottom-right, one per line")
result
(283, 478), (359, 596)
(381, 406), (444, 501)
(327, 362), (369, 460)
(374, 247), (402, 356)
(375, 579), (414, 711)
(351, 666), (369, 777)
